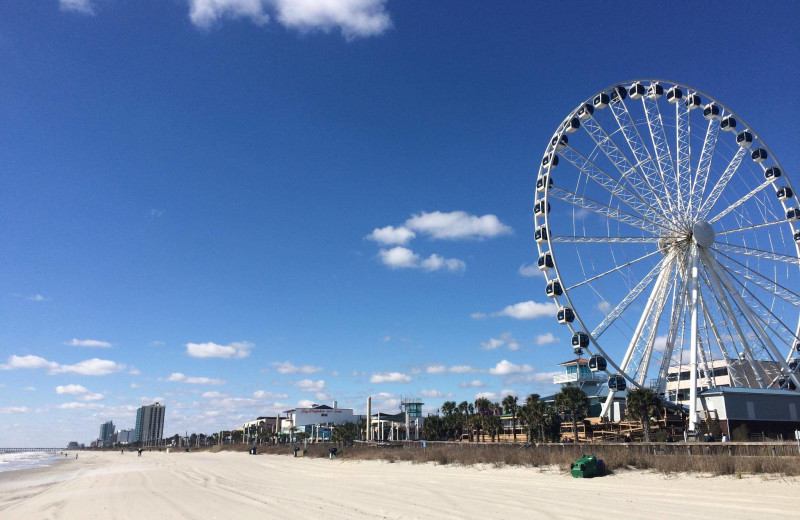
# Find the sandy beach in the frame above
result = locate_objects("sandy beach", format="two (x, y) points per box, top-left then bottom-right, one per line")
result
(0, 450), (795, 519)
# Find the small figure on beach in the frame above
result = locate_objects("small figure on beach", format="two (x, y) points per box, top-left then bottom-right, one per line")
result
(121, 449), (124, 455)
(138, 449), (142, 457)
(721, 434), (729, 443)
(329, 447), (337, 459)
(293, 444), (299, 457)
(75, 454), (78, 459)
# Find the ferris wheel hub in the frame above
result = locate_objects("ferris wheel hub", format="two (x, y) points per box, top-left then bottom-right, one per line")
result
(691, 221), (715, 247)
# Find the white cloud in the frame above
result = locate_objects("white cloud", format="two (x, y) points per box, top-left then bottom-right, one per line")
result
(80, 393), (105, 401)
(534, 332), (560, 346)
(489, 360), (533, 376)
(1, 355), (59, 371)
(185, 341), (253, 359)
(253, 390), (289, 399)
(426, 364), (446, 375)
(420, 389), (442, 398)
(459, 380), (485, 388)
(59, 0), (94, 14)
(420, 254), (466, 272)
(492, 301), (558, 320)
(0, 406), (29, 414)
(188, 0), (392, 39)
(203, 391), (229, 399)
(405, 211), (512, 240)
(58, 402), (104, 410)
(518, 263), (544, 278)
(128, 367), (141, 375)
(379, 247), (419, 269)
(23, 386), (36, 391)
(504, 371), (561, 385)
(292, 379), (326, 392)
(369, 371), (412, 384)
(367, 226), (415, 245)
(474, 389), (516, 401)
(56, 384), (89, 395)
(480, 332), (519, 351)
(470, 312), (487, 320)
(166, 373), (226, 385)
(596, 300), (612, 313)
(65, 338), (112, 348)
(27, 294), (50, 302)
(448, 365), (478, 374)
(56, 358), (125, 376)
(130, 383), (141, 389)
(271, 361), (322, 374)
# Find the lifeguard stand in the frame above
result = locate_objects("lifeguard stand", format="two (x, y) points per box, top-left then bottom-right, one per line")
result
(400, 396), (424, 440)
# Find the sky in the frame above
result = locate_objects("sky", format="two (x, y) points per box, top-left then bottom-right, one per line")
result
(1, 0), (798, 447)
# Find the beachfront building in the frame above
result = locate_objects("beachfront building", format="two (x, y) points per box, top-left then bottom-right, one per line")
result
(280, 402), (356, 439)
(242, 417), (277, 443)
(698, 387), (800, 440)
(98, 420), (115, 447)
(116, 429), (134, 445)
(550, 358), (626, 420)
(134, 402), (165, 446)
(666, 359), (783, 406)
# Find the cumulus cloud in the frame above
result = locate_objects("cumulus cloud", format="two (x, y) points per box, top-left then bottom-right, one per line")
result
(0, 406), (29, 414)
(166, 373), (226, 385)
(56, 384), (89, 395)
(474, 389), (516, 401)
(188, 0), (392, 39)
(480, 333), (519, 351)
(534, 332), (560, 346)
(65, 338), (112, 348)
(271, 361), (322, 374)
(367, 226), (415, 245)
(58, 402), (104, 410)
(81, 393), (105, 401)
(426, 364), (446, 375)
(1, 355), (59, 371)
(378, 247), (465, 272)
(448, 365), (478, 374)
(59, 0), (94, 14)
(596, 300), (612, 313)
(369, 371), (412, 383)
(405, 211), (511, 240)
(420, 254), (466, 272)
(1, 355), (124, 375)
(292, 379), (326, 392)
(185, 341), (253, 359)
(489, 360), (533, 376)
(27, 294), (50, 302)
(518, 263), (544, 278)
(491, 300), (558, 320)
(202, 391), (228, 399)
(420, 389), (442, 398)
(459, 380), (485, 388)
(253, 390), (289, 399)
(504, 371), (561, 385)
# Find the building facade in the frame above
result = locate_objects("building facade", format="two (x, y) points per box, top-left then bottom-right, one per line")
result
(666, 359), (783, 405)
(117, 428), (135, 444)
(99, 420), (115, 447)
(134, 402), (165, 445)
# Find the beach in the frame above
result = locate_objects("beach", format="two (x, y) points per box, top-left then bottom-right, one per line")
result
(0, 450), (794, 519)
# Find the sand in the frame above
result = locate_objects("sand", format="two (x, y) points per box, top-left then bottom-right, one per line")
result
(0, 450), (795, 519)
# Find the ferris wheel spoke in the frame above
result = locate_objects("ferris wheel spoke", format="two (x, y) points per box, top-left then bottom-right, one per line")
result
(707, 179), (774, 225)
(702, 250), (800, 388)
(581, 114), (672, 219)
(689, 118), (722, 218)
(550, 236), (661, 244)
(655, 268), (690, 393)
(608, 96), (677, 216)
(559, 144), (667, 227)
(591, 256), (670, 339)
(633, 268), (674, 385)
(713, 249), (800, 307)
(712, 243), (800, 266)
(675, 96), (693, 219)
(548, 187), (664, 234)
(564, 249), (661, 291)
(698, 292), (747, 388)
(716, 219), (787, 235)
(697, 145), (749, 220)
(640, 94), (681, 215)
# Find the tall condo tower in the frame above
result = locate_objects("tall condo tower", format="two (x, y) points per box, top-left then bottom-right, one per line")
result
(134, 402), (165, 445)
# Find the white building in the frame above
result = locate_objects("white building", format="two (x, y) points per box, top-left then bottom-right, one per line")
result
(666, 359), (783, 405)
(116, 429), (135, 444)
(281, 402), (356, 434)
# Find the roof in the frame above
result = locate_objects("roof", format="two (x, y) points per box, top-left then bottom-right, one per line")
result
(557, 358), (589, 366)
(701, 386), (800, 397)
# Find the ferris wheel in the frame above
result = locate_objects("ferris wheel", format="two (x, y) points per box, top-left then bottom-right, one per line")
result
(534, 80), (800, 432)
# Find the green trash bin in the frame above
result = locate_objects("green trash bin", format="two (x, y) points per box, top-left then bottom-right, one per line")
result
(570, 454), (605, 478)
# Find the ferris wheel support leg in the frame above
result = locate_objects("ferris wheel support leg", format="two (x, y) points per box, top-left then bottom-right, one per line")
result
(689, 246), (700, 433)
(703, 251), (800, 390)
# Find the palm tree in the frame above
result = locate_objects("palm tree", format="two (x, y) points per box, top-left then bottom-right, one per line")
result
(484, 414), (502, 442)
(525, 394), (548, 442)
(474, 397), (492, 441)
(501, 395), (519, 442)
(554, 386), (589, 443)
(441, 401), (457, 416)
(626, 388), (663, 442)
(457, 401), (470, 440)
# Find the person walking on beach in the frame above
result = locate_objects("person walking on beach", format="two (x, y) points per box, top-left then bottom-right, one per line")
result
(293, 444), (299, 457)
(75, 454), (78, 459)
(137, 448), (142, 457)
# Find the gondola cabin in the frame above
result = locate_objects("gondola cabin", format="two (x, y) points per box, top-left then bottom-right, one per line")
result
(542, 154), (558, 169)
(534, 225), (549, 244)
(577, 103), (594, 120)
(588, 355), (607, 372)
(702, 103), (721, 120)
(736, 131), (753, 148)
(796, 342), (800, 353)
(551, 134), (568, 150)
(794, 230), (800, 243)
(666, 86), (683, 103)
(765, 166), (782, 180)
(545, 280), (563, 298)
(685, 93), (702, 109)
(777, 377), (797, 391)
(628, 81), (645, 100)
(789, 359), (799, 371)
(593, 93), (609, 109)
(564, 117), (580, 134)
(610, 85), (627, 103)
(537, 251), (554, 270)
(720, 115), (737, 131)
(536, 174), (552, 193)
(647, 83), (663, 99)
(571, 331), (589, 349)
(607, 375), (626, 391)
(557, 307), (575, 324)
(533, 200), (550, 217)
(751, 148), (768, 163)
(777, 186), (793, 201)
(786, 207), (800, 222)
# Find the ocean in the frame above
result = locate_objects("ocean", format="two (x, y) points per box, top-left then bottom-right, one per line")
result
(0, 451), (62, 473)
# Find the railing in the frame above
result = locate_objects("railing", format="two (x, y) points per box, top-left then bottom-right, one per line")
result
(0, 448), (64, 453)
(553, 373), (605, 384)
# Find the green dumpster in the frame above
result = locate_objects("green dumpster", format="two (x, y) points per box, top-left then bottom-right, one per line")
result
(570, 454), (605, 478)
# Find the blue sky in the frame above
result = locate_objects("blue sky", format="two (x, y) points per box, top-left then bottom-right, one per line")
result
(1, 1), (798, 446)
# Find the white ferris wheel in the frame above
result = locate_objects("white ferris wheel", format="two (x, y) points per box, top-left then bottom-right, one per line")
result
(534, 79), (800, 432)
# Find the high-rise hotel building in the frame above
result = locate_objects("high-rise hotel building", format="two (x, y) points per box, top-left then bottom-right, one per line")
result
(134, 402), (165, 445)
